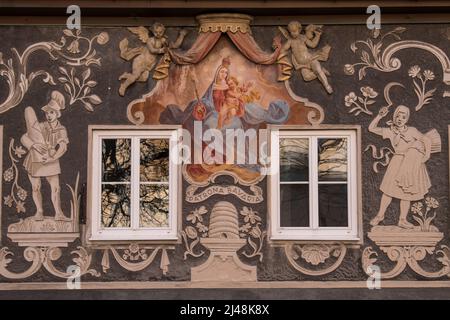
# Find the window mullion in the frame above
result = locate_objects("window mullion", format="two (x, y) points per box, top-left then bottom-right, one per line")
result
(347, 134), (353, 231)
(131, 137), (140, 230)
(310, 136), (319, 229)
(95, 135), (102, 234)
(271, 130), (281, 234)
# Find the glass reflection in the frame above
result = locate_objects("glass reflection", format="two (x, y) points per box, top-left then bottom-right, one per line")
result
(280, 138), (309, 182)
(318, 138), (347, 181)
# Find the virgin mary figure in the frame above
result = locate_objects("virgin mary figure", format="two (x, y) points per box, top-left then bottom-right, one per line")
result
(159, 57), (290, 182)
(160, 56), (290, 133)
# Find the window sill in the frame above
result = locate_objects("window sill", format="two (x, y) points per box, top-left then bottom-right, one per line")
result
(89, 234), (179, 242)
(269, 236), (360, 242)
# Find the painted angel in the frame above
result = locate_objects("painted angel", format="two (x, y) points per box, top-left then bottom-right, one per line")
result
(118, 22), (188, 96)
(278, 21), (333, 94)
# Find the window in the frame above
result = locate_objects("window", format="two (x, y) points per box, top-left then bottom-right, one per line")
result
(270, 128), (359, 240)
(90, 128), (180, 241)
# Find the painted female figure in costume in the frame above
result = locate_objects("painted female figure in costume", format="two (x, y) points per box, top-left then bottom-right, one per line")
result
(369, 105), (439, 229)
(21, 91), (69, 221)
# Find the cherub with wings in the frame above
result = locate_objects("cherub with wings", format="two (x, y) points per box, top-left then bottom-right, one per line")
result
(278, 21), (333, 94)
(118, 22), (188, 96)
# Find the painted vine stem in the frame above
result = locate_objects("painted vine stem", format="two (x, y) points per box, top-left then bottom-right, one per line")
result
(3, 139), (27, 213)
(344, 27), (450, 94)
(239, 207), (266, 262)
(0, 29), (109, 114)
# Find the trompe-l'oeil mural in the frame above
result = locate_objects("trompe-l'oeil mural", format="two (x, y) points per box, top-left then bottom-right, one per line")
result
(0, 13), (450, 285)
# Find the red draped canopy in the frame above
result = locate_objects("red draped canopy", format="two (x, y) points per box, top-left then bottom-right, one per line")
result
(154, 30), (281, 78)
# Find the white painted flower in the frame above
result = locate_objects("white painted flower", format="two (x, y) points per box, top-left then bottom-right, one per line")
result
(344, 64), (355, 75)
(425, 196), (439, 209)
(360, 86), (378, 98)
(187, 206), (208, 224)
(67, 40), (80, 54)
(408, 65), (421, 78)
(240, 207), (261, 224)
(423, 70), (435, 81)
(411, 202), (423, 216)
(344, 92), (357, 106)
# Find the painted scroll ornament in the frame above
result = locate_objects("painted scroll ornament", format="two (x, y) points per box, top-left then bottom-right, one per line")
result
(344, 27), (450, 96)
(284, 243), (347, 276)
(362, 196), (450, 279)
(0, 29), (108, 114)
(0, 246), (99, 280)
(101, 244), (171, 275)
(362, 244), (450, 279)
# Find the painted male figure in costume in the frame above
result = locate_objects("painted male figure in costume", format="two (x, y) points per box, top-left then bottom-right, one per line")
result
(21, 91), (70, 221)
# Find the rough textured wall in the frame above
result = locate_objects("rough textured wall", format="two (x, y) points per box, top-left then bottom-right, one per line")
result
(0, 19), (450, 285)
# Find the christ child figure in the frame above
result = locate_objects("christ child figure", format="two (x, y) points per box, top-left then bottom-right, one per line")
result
(217, 77), (252, 128)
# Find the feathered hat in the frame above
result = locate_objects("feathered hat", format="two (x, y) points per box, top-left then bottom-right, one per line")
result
(42, 91), (65, 117)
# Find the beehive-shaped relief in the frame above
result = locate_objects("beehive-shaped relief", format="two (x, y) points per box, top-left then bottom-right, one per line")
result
(208, 201), (240, 239)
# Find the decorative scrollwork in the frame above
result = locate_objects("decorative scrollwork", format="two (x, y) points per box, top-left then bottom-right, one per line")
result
(345, 27), (450, 94)
(362, 245), (450, 279)
(284, 243), (347, 276)
(0, 29), (108, 114)
(0, 246), (99, 279)
(101, 244), (171, 275)
(43, 246), (100, 278)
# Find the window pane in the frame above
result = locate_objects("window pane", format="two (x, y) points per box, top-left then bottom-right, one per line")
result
(101, 184), (131, 228)
(318, 184), (348, 227)
(140, 139), (169, 182)
(318, 138), (348, 181)
(140, 185), (169, 227)
(280, 184), (309, 227)
(280, 138), (309, 181)
(102, 138), (131, 182)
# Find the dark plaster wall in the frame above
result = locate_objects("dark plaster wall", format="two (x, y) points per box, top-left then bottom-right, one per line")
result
(0, 22), (450, 284)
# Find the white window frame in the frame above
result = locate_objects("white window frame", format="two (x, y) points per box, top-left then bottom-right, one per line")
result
(90, 129), (180, 241)
(270, 128), (359, 241)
